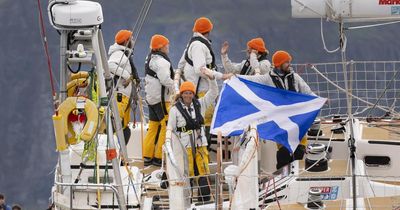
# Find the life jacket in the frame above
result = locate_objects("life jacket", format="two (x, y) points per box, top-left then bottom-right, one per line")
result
(184, 36), (216, 70)
(145, 51), (175, 115)
(270, 69), (296, 92)
(175, 99), (204, 132)
(113, 49), (139, 88)
(184, 36), (217, 96)
(239, 52), (268, 75)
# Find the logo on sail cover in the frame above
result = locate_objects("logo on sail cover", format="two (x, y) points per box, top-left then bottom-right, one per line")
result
(379, 0), (400, 5)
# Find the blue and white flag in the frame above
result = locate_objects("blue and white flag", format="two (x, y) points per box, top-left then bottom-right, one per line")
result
(210, 77), (326, 153)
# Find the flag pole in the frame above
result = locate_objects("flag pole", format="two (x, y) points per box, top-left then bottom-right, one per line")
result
(216, 131), (223, 210)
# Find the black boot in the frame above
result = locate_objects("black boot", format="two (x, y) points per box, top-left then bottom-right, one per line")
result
(152, 158), (162, 167)
(205, 126), (212, 150)
(143, 157), (152, 166)
(276, 147), (293, 170)
(197, 177), (211, 202)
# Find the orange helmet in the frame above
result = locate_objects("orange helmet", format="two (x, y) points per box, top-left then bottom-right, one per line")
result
(179, 81), (196, 94)
(247, 38), (268, 54)
(150, 34), (169, 50)
(193, 17), (213, 34)
(272, 50), (292, 67)
(115, 30), (132, 45)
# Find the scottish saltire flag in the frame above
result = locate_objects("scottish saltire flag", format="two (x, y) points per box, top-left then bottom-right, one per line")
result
(210, 77), (326, 153)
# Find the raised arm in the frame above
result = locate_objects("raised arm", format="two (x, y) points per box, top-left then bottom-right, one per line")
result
(199, 78), (218, 110)
(165, 107), (179, 170)
(238, 74), (269, 85)
(295, 73), (317, 96)
(221, 54), (243, 74)
(249, 52), (261, 75)
(167, 107), (178, 131)
(221, 41), (243, 74)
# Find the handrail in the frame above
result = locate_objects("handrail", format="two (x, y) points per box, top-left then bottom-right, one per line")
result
(54, 181), (123, 209)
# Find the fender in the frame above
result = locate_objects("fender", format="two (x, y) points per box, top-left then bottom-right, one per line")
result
(66, 78), (89, 97)
(67, 72), (90, 97)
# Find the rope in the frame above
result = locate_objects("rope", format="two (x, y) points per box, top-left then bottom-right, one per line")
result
(138, 93), (146, 155)
(346, 20), (400, 30)
(272, 175), (282, 210)
(36, 0), (58, 115)
(96, 148), (101, 209)
(121, 155), (141, 203)
(261, 178), (271, 209)
(320, 18), (341, 53)
(97, 0), (152, 151)
(365, 68), (400, 118)
(107, 0), (153, 106)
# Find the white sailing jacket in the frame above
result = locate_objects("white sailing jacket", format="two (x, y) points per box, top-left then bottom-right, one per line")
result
(221, 52), (271, 75)
(239, 69), (316, 96)
(167, 79), (218, 148)
(144, 53), (174, 105)
(108, 43), (133, 97)
(178, 32), (215, 93)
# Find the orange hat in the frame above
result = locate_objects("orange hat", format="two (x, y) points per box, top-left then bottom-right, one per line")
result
(179, 81), (196, 94)
(150, 34), (169, 50)
(115, 30), (132, 45)
(272, 50), (292, 67)
(193, 17), (213, 34)
(247, 38), (268, 53)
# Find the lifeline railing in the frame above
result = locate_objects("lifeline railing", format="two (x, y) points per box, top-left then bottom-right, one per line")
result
(53, 170), (400, 209)
(293, 60), (400, 119)
(53, 182), (123, 209)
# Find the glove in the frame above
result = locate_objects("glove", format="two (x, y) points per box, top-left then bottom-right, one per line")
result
(249, 51), (258, 67)
(200, 67), (215, 80)
(293, 144), (306, 160)
(122, 78), (131, 88)
(224, 165), (240, 186)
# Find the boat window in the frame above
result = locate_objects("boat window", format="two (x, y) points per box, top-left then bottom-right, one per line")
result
(364, 156), (391, 167)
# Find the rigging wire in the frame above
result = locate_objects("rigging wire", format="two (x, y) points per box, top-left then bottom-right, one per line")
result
(37, 0), (58, 115)
(104, 0), (152, 120)
(346, 20), (400, 30)
(365, 68), (400, 118)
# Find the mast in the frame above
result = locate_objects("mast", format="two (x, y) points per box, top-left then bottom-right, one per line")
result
(339, 21), (357, 210)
